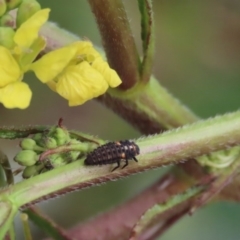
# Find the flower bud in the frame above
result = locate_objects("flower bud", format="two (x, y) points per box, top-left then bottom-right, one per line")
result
(68, 150), (81, 162)
(20, 138), (45, 152)
(32, 133), (47, 148)
(47, 153), (70, 168)
(32, 133), (43, 142)
(0, 27), (14, 48)
(0, 13), (14, 27)
(52, 155), (66, 167)
(50, 127), (70, 146)
(22, 163), (44, 178)
(43, 137), (57, 149)
(14, 150), (38, 166)
(16, 0), (41, 27)
(6, 0), (22, 10)
(0, 0), (6, 17)
(20, 138), (36, 150)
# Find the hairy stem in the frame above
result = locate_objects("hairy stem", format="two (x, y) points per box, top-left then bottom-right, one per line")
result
(0, 111), (239, 210)
(88, 0), (141, 90)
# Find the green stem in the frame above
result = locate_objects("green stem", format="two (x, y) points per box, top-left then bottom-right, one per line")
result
(88, 0), (141, 90)
(0, 111), (239, 209)
(0, 126), (48, 139)
(104, 77), (198, 133)
(8, 223), (16, 240)
(21, 214), (32, 240)
(0, 201), (18, 240)
(138, 0), (155, 83)
(39, 142), (99, 161)
(0, 151), (14, 185)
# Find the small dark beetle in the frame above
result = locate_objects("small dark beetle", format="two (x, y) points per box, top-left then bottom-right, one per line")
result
(85, 140), (140, 171)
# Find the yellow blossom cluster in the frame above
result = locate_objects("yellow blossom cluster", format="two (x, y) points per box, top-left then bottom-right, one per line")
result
(0, 8), (122, 109)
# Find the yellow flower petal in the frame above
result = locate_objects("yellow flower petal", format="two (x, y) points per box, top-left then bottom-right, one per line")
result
(56, 61), (108, 106)
(30, 45), (78, 83)
(14, 9), (50, 48)
(20, 36), (46, 71)
(92, 57), (122, 87)
(46, 80), (57, 92)
(0, 82), (32, 109)
(0, 46), (21, 87)
(71, 41), (102, 62)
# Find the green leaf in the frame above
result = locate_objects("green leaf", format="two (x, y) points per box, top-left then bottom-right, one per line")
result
(138, 0), (155, 83)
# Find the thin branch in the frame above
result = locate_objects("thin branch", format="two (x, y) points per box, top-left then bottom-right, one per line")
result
(0, 126), (48, 139)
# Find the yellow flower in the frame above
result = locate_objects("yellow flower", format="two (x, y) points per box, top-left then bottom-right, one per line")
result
(13, 9), (49, 70)
(0, 82), (32, 109)
(0, 46), (31, 109)
(14, 9), (50, 49)
(0, 9), (50, 109)
(56, 62), (108, 106)
(0, 46), (21, 88)
(30, 41), (122, 106)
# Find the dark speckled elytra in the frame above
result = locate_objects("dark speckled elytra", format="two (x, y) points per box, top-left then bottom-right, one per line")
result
(84, 140), (140, 171)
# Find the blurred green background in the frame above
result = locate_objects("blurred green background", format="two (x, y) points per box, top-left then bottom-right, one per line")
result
(1, 0), (240, 239)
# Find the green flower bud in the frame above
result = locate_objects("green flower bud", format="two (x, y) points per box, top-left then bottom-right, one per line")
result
(47, 153), (68, 168)
(32, 133), (47, 148)
(16, 0), (41, 28)
(6, 0), (22, 10)
(52, 155), (67, 167)
(0, 0), (6, 17)
(20, 138), (36, 150)
(49, 127), (70, 146)
(32, 133), (43, 142)
(14, 150), (38, 166)
(68, 151), (81, 162)
(40, 168), (49, 174)
(0, 27), (14, 48)
(43, 137), (57, 149)
(22, 163), (44, 178)
(0, 13), (14, 27)
(20, 138), (45, 152)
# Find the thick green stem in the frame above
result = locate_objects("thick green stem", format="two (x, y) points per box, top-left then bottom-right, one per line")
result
(0, 111), (239, 209)
(88, 0), (141, 90)
(104, 77), (198, 133)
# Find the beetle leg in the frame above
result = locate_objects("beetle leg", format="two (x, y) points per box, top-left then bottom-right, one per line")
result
(111, 160), (120, 172)
(133, 156), (138, 162)
(121, 159), (129, 169)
